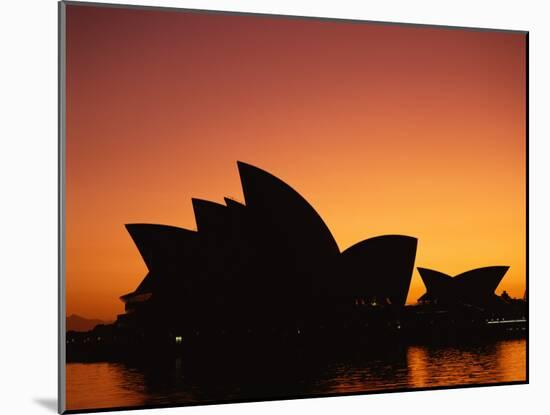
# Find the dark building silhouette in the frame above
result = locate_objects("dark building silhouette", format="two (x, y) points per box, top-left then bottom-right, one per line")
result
(67, 162), (525, 363)
(340, 236), (417, 307)
(116, 162), (418, 338)
(417, 266), (509, 307)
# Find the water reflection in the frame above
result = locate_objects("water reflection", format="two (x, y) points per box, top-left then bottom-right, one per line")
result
(66, 339), (526, 411)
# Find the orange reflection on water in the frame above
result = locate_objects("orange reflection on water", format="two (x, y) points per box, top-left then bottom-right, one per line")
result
(496, 339), (527, 382)
(407, 339), (526, 388)
(407, 346), (429, 388)
(66, 363), (147, 411)
(66, 340), (526, 411)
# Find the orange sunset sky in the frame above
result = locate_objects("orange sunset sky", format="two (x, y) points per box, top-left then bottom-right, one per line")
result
(65, 4), (526, 322)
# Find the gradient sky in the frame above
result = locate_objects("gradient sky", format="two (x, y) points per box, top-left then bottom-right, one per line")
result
(65, 4), (526, 321)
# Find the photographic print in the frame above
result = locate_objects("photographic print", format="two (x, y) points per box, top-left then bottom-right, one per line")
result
(59, 1), (527, 413)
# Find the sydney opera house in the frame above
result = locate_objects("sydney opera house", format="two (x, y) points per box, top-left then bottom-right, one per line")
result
(64, 161), (523, 361)
(115, 162), (419, 339)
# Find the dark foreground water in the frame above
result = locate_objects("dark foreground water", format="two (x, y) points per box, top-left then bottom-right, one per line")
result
(66, 338), (526, 411)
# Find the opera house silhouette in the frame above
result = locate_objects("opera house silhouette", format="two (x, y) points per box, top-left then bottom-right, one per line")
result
(115, 162), (419, 338)
(65, 162), (524, 364)
(417, 266), (510, 307)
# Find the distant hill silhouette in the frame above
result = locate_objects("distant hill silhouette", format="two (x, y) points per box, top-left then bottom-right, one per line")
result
(67, 314), (110, 332)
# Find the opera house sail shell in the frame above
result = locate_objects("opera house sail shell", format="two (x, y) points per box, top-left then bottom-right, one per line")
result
(117, 161), (418, 337)
(340, 235), (418, 307)
(417, 266), (510, 307)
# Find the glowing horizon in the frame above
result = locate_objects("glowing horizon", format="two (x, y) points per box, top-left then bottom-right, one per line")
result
(65, 5), (526, 322)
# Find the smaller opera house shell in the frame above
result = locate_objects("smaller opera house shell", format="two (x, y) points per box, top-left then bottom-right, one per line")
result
(417, 266), (509, 307)
(118, 162), (418, 335)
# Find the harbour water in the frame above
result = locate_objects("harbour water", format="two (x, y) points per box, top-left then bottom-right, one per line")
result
(66, 338), (526, 411)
